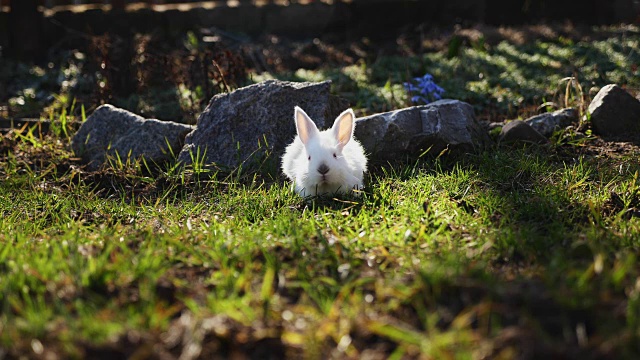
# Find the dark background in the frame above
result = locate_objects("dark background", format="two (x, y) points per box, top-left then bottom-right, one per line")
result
(2, 0), (639, 61)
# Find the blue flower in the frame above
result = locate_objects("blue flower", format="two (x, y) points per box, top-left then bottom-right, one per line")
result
(404, 73), (445, 104)
(411, 95), (427, 103)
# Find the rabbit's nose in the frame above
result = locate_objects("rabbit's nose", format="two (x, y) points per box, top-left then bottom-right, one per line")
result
(317, 164), (330, 175)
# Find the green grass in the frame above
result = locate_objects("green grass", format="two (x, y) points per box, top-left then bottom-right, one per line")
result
(2, 25), (640, 359)
(4, 26), (638, 122)
(253, 29), (640, 119)
(2, 124), (640, 358)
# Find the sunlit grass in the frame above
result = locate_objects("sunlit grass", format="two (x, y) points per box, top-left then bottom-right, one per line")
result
(2, 120), (640, 357)
(252, 32), (639, 119)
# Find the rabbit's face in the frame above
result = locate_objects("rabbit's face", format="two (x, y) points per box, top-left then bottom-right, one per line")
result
(303, 133), (351, 189)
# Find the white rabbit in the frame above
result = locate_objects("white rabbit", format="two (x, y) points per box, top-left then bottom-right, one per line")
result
(281, 106), (368, 197)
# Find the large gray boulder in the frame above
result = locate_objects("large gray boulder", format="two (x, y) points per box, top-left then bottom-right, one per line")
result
(353, 99), (490, 160)
(588, 84), (640, 139)
(177, 80), (346, 169)
(524, 108), (578, 137)
(71, 104), (194, 171)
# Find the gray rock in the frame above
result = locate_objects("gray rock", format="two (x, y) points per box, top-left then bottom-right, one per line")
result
(353, 99), (490, 160)
(71, 104), (194, 171)
(177, 80), (347, 169)
(524, 108), (578, 137)
(588, 84), (640, 139)
(499, 120), (547, 144)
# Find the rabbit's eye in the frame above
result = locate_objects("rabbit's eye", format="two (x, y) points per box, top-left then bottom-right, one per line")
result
(333, 153), (337, 159)
(308, 155), (311, 161)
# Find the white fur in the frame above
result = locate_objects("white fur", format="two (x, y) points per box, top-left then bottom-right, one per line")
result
(281, 106), (368, 197)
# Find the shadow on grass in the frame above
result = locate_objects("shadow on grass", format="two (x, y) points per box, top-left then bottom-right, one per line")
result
(375, 142), (640, 358)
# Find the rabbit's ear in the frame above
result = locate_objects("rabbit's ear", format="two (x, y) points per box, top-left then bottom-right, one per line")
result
(295, 106), (319, 145)
(332, 108), (355, 149)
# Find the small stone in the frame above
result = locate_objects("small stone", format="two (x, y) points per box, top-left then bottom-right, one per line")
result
(499, 120), (547, 144)
(524, 108), (578, 137)
(588, 84), (640, 140)
(71, 104), (194, 171)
